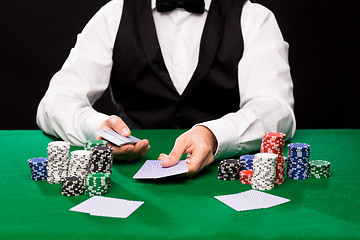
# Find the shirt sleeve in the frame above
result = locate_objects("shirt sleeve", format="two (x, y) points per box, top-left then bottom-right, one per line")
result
(36, 0), (123, 146)
(199, 1), (296, 160)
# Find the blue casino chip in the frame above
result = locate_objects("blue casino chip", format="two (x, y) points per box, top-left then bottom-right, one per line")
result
(286, 143), (311, 180)
(27, 157), (48, 181)
(288, 143), (310, 150)
(239, 155), (254, 170)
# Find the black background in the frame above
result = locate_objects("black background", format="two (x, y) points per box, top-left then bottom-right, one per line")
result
(2, 0), (359, 130)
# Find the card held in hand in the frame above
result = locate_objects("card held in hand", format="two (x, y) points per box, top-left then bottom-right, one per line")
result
(133, 160), (189, 179)
(96, 129), (140, 146)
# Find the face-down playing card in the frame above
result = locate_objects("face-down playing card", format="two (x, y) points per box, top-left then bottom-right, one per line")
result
(214, 190), (290, 211)
(133, 160), (189, 179)
(96, 129), (140, 146)
(70, 196), (144, 218)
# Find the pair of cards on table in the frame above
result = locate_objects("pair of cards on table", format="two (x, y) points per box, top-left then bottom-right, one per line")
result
(70, 191), (290, 218)
(97, 129), (189, 178)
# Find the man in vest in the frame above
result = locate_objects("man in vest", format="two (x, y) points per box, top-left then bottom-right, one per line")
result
(37, 0), (296, 177)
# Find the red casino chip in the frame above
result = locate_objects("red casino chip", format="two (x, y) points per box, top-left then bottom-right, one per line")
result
(239, 170), (253, 185)
(260, 132), (286, 185)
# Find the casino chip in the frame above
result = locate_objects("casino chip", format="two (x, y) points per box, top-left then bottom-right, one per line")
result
(27, 157), (48, 181)
(85, 172), (111, 196)
(217, 159), (242, 180)
(61, 176), (85, 196)
(90, 145), (113, 175)
(84, 140), (108, 151)
(239, 170), (253, 184)
(251, 153), (278, 190)
(68, 150), (92, 179)
(26, 140), (114, 197)
(286, 143), (310, 180)
(239, 155), (254, 170)
(47, 141), (70, 184)
(260, 132), (286, 185)
(309, 160), (331, 178)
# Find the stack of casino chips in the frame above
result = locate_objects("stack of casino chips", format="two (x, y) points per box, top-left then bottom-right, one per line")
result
(286, 143), (310, 180)
(27, 157), (48, 181)
(251, 153), (278, 190)
(217, 159), (242, 180)
(84, 139), (108, 151)
(47, 141), (70, 184)
(61, 176), (85, 196)
(85, 172), (111, 196)
(309, 160), (331, 178)
(90, 145), (113, 174)
(239, 155), (254, 170)
(239, 170), (253, 184)
(260, 132), (286, 185)
(67, 150), (92, 178)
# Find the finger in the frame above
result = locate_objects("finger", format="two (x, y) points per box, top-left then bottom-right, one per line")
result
(132, 140), (149, 156)
(185, 153), (191, 163)
(139, 142), (150, 157)
(113, 139), (150, 161)
(125, 143), (150, 161)
(136, 139), (149, 150)
(185, 146), (214, 176)
(161, 139), (187, 168)
(106, 115), (131, 137)
(113, 144), (135, 156)
(186, 152), (210, 173)
(140, 145), (151, 158)
(158, 153), (168, 161)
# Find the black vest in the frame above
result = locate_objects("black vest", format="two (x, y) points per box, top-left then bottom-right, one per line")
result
(110, 0), (246, 129)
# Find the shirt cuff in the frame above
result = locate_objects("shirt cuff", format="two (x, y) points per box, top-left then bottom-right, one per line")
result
(82, 109), (110, 143)
(195, 118), (240, 161)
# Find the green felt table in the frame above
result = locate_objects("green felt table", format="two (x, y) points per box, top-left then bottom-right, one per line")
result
(1, 129), (360, 240)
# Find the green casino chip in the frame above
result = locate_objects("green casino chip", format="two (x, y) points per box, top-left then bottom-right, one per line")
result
(84, 172), (111, 196)
(309, 160), (331, 178)
(84, 140), (108, 151)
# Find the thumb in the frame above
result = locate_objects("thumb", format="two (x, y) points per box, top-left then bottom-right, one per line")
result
(106, 115), (131, 137)
(161, 139), (186, 168)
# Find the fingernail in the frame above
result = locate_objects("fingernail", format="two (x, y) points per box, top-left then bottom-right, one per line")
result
(121, 127), (130, 135)
(111, 118), (117, 125)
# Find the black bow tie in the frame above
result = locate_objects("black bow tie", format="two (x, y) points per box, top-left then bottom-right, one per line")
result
(156, 0), (205, 14)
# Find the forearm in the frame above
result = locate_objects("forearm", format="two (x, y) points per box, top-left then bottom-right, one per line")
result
(36, 90), (110, 146)
(36, 45), (112, 146)
(200, 96), (295, 160)
(199, 1), (296, 160)
(36, 0), (121, 146)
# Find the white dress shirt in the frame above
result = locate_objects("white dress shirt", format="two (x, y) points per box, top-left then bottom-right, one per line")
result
(37, 0), (296, 160)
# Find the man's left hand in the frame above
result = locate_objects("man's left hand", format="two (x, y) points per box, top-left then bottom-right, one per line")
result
(158, 125), (218, 177)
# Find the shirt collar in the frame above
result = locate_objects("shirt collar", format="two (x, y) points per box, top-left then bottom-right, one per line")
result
(151, 0), (211, 11)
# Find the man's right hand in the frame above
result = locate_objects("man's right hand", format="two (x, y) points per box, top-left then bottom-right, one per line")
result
(96, 115), (150, 161)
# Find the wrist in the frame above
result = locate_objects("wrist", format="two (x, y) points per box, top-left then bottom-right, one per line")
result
(82, 111), (110, 141)
(194, 125), (218, 153)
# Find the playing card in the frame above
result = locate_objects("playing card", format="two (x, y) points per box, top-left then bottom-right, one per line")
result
(215, 190), (290, 211)
(70, 196), (144, 218)
(96, 129), (140, 146)
(133, 160), (189, 179)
